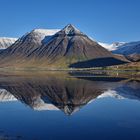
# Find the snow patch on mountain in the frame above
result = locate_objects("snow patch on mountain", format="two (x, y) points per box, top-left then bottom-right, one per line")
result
(97, 90), (125, 99)
(32, 29), (60, 36)
(62, 24), (81, 35)
(98, 42), (125, 51)
(32, 96), (59, 111)
(0, 89), (17, 102)
(18, 29), (60, 46)
(0, 37), (18, 49)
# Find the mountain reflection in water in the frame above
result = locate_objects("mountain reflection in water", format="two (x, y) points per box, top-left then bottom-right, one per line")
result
(0, 72), (139, 115)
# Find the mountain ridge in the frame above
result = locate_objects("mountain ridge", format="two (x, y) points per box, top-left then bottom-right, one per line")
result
(112, 41), (140, 62)
(0, 24), (129, 69)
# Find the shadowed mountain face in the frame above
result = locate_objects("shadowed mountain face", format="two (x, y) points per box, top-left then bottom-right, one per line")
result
(0, 73), (139, 115)
(69, 57), (126, 68)
(0, 24), (128, 69)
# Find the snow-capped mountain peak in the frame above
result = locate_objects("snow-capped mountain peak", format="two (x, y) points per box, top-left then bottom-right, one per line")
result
(60, 24), (82, 35)
(20, 28), (60, 42)
(0, 37), (18, 49)
(13, 28), (60, 48)
(32, 29), (60, 36)
(0, 89), (17, 102)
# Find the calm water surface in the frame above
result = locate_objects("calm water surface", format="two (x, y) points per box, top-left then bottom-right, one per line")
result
(0, 72), (140, 140)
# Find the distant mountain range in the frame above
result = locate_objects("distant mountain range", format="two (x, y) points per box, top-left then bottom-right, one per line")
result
(112, 41), (140, 62)
(0, 24), (139, 69)
(98, 42), (125, 51)
(100, 41), (140, 62)
(113, 41), (140, 55)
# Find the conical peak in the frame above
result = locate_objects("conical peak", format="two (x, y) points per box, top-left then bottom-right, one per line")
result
(61, 24), (82, 35)
(64, 24), (76, 30)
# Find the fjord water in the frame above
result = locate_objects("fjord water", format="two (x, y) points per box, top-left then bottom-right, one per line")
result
(0, 72), (140, 140)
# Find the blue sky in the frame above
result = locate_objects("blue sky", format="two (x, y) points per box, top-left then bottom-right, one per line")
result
(0, 0), (140, 43)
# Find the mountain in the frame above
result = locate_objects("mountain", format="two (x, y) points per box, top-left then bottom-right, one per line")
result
(113, 41), (140, 55)
(0, 74), (108, 115)
(31, 96), (59, 111)
(0, 24), (128, 69)
(97, 89), (125, 99)
(112, 41), (140, 62)
(0, 73), (139, 114)
(0, 29), (59, 58)
(98, 42), (125, 51)
(27, 24), (119, 68)
(0, 37), (17, 49)
(0, 89), (17, 102)
(125, 53), (140, 62)
(0, 29), (60, 67)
